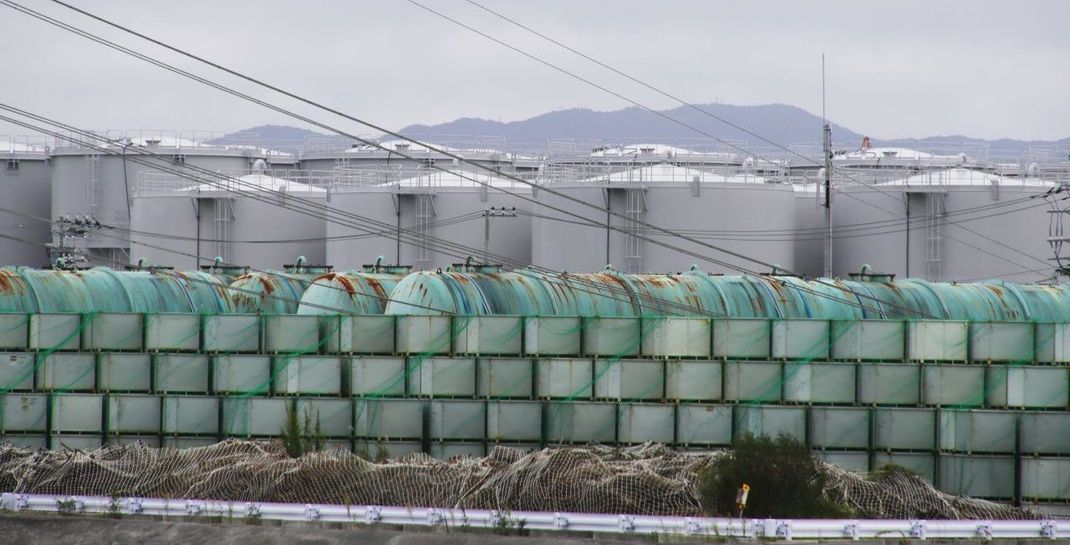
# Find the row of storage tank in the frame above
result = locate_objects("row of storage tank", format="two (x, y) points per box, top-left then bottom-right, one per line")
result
(2, 392), (1069, 501)
(6, 264), (1070, 322)
(3, 137), (1067, 282)
(0, 264), (399, 315)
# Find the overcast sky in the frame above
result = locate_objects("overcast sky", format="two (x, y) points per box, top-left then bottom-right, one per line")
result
(1, 0), (1067, 142)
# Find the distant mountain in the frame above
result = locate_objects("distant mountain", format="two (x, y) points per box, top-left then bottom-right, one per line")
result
(208, 124), (349, 154)
(400, 103), (862, 153)
(215, 105), (1070, 160)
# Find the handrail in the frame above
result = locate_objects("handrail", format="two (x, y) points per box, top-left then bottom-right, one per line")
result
(0, 493), (1063, 539)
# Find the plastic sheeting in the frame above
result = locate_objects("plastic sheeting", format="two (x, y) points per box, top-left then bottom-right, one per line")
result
(0, 267), (234, 314)
(296, 271), (406, 315)
(384, 265), (1070, 321)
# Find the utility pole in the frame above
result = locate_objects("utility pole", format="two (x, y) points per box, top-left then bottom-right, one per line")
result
(49, 214), (100, 269)
(822, 54), (833, 278)
(823, 123), (833, 278)
(483, 206), (517, 263)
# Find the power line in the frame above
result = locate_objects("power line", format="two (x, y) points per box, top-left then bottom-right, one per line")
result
(0, 0), (757, 281)
(123, 210), (485, 245)
(0, 221), (448, 316)
(524, 192), (1058, 240)
(521, 195), (1065, 244)
(6, 1), (942, 318)
(411, 0), (1057, 277)
(458, 0), (838, 170)
(2, 111), (759, 320)
(20, 1), (945, 319)
(18, 0), (768, 275)
(27, 1), (1051, 284)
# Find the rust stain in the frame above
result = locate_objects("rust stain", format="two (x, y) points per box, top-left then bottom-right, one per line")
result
(753, 287), (767, 314)
(321, 272), (358, 296)
(365, 276), (387, 301)
(258, 277), (275, 295)
(767, 279), (789, 304)
(0, 271), (20, 295)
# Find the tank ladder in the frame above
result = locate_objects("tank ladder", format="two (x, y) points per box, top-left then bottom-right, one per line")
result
(925, 193), (945, 281)
(413, 192), (436, 270)
(625, 188), (647, 273)
(213, 198), (233, 262)
(83, 154), (100, 217)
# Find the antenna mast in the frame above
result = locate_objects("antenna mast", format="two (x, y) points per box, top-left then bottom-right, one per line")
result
(822, 54), (833, 278)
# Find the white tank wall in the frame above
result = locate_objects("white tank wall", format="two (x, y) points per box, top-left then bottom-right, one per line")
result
(326, 188), (532, 270)
(532, 182), (797, 274)
(129, 195), (197, 268)
(130, 192), (326, 270)
(793, 188), (825, 277)
(833, 184), (1055, 282)
(51, 148), (260, 266)
(0, 156), (52, 266)
(531, 185), (607, 273)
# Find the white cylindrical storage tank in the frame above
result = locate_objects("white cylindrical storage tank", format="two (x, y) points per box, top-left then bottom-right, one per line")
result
(129, 171), (327, 269)
(0, 139), (52, 266)
(532, 163), (796, 274)
(326, 168), (533, 271)
(833, 168), (1057, 282)
(50, 134), (267, 267)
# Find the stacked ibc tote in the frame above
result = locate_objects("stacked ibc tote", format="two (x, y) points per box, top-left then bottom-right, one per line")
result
(0, 263), (1068, 511)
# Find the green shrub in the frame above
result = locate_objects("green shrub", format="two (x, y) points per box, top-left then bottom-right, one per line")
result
(280, 404), (326, 458)
(696, 433), (852, 518)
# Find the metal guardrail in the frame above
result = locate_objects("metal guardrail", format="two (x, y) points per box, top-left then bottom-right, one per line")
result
(135, 166), (541, 194)
(0, 493), (1063, 540)
(135, 169), (343, 194)
(50, 129), (237, 150)
(0, 135), (50, 155)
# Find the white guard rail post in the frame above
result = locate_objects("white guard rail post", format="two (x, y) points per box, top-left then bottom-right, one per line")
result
(0, 493), (1065, 540)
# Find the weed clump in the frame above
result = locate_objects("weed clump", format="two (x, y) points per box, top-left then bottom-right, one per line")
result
(696, 433), (853, 518)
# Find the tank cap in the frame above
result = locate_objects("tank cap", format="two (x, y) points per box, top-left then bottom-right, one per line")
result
(452, 255), (501, 273)
(362, 256), (412, 274)
(847, 264), (896, 282)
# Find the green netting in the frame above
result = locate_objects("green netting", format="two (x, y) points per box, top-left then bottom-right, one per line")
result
(1, 262), (1069, 507)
